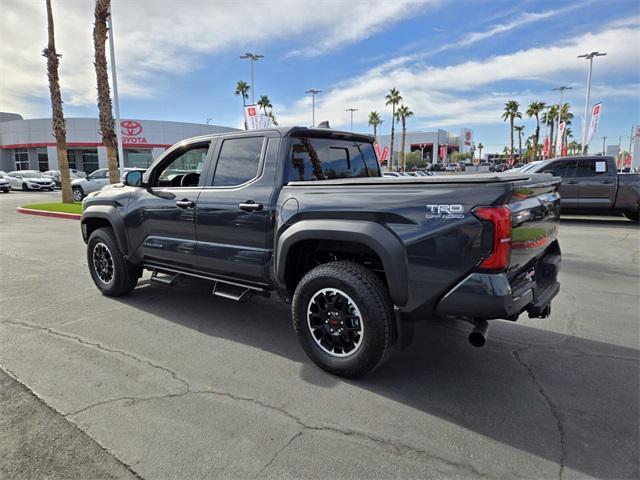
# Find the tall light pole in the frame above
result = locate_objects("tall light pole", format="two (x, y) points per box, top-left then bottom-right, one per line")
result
(578, 51), (606, 154)
(552, 85), (572, 155)
(107, 7), (124, 181)
(345, 108), (358, 132)
(305, 89), (321, 127)
(240, 52), (264, 105)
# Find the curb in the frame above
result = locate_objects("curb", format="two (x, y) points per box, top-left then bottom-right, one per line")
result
(16, 207), (81, 220)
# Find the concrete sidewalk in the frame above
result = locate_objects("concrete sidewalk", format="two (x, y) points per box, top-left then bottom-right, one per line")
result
(0, 368), (138, 480)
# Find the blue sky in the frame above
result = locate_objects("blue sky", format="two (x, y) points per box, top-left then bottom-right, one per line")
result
(2, 0), (639, 152)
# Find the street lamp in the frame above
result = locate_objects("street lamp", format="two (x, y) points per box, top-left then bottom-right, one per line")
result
(345, 108), (358, 132)
(552, 85), (572, 154)
(240, 52), (264, 105)
(578, 51), (606, 154)
(107, 6), (125, 181)
(305, 89), (322, 127)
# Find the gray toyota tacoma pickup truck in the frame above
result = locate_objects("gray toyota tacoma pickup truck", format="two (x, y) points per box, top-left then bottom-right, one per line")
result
(81, 127), (562, 377)
(527, 155), (639, 222)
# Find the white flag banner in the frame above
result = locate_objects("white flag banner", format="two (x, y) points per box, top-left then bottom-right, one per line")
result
(555, 121), (566, 157)
(585, 102), (602, 147)
(244, 105), (273, 130)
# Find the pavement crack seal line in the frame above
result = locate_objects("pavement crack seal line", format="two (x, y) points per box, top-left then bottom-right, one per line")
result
(512, 347), (567, 480)
(253, 430), (303, 478)
(2, 318), (491, 478)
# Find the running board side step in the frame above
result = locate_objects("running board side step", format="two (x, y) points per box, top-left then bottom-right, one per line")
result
(212, 282), (253, 303)
(150, 269), (181, 286)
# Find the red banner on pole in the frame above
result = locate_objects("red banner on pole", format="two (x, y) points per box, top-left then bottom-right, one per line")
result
(380, 146), (389, 164)
(374, 143), (381, 160)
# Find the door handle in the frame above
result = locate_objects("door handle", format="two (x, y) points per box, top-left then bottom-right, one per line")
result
(600, 180), (614, 184)
(238, 201), (263, 212)
(565, 180), (578, 185)
(176, 199), (195, 209)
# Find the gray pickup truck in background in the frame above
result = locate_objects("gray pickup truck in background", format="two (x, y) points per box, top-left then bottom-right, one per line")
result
(527, 156), (639, 222)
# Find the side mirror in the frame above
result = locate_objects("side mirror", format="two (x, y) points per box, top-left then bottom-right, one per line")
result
(124, 170), (143, 187)
(543, 170), (554, 175)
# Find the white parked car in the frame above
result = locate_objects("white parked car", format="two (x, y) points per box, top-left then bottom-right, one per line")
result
(6, 171), (56, 191)
(0, 176), (10, 192)
(445, 163), (461, 171)
(71, 168), (141, 201)
(43, 169), (86, 188)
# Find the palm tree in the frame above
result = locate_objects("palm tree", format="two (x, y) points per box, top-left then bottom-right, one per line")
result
(93, 0), (119, 185)
(368, 111), (383, 139)
(234, 80), (250, 107)
(526, 101), (546, 161)
(257, 95), (272, 114)
(43, 0), (73, 203)
(514, 125), (525, 161)
(501, 100), (521, 165)
(395, 105), (413, 171)
(477, 142), (484, 161)
(542, 105), (558, 158)
(385, 88), (402, 171)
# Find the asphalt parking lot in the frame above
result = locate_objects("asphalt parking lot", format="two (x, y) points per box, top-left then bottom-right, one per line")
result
(1, 190), (638, 479)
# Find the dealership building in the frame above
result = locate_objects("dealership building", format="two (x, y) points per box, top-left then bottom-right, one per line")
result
(0, 112), (236, 173)
(377, 128), (474, 164)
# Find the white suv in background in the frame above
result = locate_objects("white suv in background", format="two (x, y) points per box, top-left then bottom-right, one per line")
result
(71, 168), (141, 201)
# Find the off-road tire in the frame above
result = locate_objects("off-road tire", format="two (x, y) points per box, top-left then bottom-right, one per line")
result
(87, 227), (140, 297)
(292, 261), (395, 377)
(624, 210), (639, 223)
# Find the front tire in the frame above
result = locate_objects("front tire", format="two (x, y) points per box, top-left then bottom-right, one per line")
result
(73, 187), (84, 202)
(87, 227), (140, 297)
(624, 210), (639, 223)
(292, 261), (394, 377)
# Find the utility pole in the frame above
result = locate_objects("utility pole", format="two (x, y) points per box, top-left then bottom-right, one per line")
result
(107, 7), (124, 181)
(578, 51), (606, 154)
(601, 136), (607, 155)
(345, 108), (358, 132)
(240, 52), (264, 105)
(552, 85), (572, 152)
(305, 89), (321, 127)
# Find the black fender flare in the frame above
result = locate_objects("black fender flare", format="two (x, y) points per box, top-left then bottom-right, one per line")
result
(81, 206), (129, 256)
(276, 219), (409, 306)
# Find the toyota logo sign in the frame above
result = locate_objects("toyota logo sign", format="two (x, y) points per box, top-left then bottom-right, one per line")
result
(121, 120), (142, 136)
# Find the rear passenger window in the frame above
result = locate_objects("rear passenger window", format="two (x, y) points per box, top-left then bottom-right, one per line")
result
(576, 159), (608, 176)
(213, 137), (264, 187)
(288, 137), (379, 182)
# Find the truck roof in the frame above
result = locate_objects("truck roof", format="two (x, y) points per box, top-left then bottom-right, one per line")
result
(176, 126), (375, 145)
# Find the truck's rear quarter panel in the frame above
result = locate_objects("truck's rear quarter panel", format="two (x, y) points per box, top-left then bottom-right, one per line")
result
(280, 174), (561, 321)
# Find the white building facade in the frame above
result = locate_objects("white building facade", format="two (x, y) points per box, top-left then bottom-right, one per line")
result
(376, 128), (474, 165)
(0, 112), (236, 173)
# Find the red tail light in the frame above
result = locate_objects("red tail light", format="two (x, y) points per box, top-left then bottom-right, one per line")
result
(473, 205), (512, 271)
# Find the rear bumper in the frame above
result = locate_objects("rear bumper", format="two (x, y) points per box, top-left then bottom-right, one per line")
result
(435, 247), (561, 321)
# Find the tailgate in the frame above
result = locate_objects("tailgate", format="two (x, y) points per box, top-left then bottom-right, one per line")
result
(508, 175), (561, 275)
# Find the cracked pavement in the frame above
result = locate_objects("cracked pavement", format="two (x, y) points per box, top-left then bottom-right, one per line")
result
(1, 191), (638, 479)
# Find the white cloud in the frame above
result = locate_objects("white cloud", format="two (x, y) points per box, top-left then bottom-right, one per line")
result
(0, 0), (433, 116)
(275, 20), (640, 130)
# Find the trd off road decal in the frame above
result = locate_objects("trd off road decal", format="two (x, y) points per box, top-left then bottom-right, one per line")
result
(425, 204), (465, 219)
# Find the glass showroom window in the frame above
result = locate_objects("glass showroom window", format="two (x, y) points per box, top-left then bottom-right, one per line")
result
(14, 148), (29, 170)
(37, 148), (49, 171)
(126, 149), (153, 169)
(83, 151), (99, 173)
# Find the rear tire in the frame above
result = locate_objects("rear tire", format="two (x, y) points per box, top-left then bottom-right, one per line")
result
(87, 227), (140, 297)
(292, 261), (394, 378)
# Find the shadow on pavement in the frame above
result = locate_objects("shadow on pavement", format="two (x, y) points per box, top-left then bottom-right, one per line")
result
(115, 279), (639, 479)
